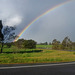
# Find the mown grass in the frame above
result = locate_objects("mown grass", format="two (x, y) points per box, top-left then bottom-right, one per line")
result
(0, 47), (75, 64)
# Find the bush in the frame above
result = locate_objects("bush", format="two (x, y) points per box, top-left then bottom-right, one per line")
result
(23, 39), (36, 49)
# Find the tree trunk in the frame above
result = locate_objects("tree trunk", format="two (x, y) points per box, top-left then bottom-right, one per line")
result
(1, 48), (2, 53)
(1, 42), (3, 53)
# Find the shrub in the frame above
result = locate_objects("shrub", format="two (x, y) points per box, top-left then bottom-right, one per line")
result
(23, 39), (36, 49)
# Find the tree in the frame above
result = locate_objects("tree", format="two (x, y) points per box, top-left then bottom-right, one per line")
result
(44, 42), (48, 45)
(23, 39), (36, 49)
(15, 38), (25, 48)
(0, 20), (4, 53)
(39, 42), (48, 45)
(0, 20), (17, 53)
(52, 39), (60, 50)
(72, 42), (75, 50)
(49, 42), (51, 45)
(61, 36), (72, 50)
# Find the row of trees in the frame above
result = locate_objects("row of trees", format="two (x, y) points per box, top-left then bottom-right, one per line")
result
(14, 36), (74, 50)
(52, 36), (73, 50)
(38, 42), (48, 45)
(6, 36), (75, 51)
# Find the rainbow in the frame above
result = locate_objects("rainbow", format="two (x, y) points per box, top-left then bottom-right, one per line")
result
(14, 0), (72, 42)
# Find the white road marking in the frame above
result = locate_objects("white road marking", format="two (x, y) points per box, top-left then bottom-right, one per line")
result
(0, 62), (75, 69)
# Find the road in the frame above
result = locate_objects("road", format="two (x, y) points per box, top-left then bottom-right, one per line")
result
(0, 62), (75, 75)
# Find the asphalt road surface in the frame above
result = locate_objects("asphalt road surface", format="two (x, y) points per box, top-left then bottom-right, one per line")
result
(0, 62), (75, 75)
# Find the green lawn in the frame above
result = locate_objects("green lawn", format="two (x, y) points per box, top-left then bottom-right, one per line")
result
(0, 47), (75, 64)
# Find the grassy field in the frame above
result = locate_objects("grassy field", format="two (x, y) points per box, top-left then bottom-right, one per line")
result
(0, 46), (75, 64)
(36, 45), (52, 49)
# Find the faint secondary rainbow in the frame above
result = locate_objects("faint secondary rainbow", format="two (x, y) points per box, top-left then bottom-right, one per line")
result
(14, 0), (72, 42)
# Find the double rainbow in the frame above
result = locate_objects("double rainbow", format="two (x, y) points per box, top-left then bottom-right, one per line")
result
(14, 0), (72, 42)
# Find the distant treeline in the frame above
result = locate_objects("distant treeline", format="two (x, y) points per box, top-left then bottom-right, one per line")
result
(3, 36), (75, 50)
(37, 36), (75, 50)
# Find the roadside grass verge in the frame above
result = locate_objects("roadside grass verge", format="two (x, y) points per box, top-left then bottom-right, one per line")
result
(0, 48), (75, 64)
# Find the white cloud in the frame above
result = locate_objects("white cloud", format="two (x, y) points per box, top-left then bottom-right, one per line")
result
(4, 15), (22, 26)
(0, 0), (27, 26)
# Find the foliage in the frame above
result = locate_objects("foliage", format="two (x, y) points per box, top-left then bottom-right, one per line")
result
(23, 39), (36, 49)
(14, 39), (36, 49)
(38, 42), (48, 45)
(61, 37), (72, 50)
(49, 42), (52, 45)
(51, 37), (73, 50)
(52, 39), (60, 50)
(14, 38), (25, 48)
(3, 26), (17, 42)
(72, 42), (75, 50)
(0, 20), (17, 53)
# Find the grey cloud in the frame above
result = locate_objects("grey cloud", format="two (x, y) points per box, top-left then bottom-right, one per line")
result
(0, 0), (75, 43)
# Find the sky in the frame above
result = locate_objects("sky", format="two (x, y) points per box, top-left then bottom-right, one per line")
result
(0, 0), (75, 43)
